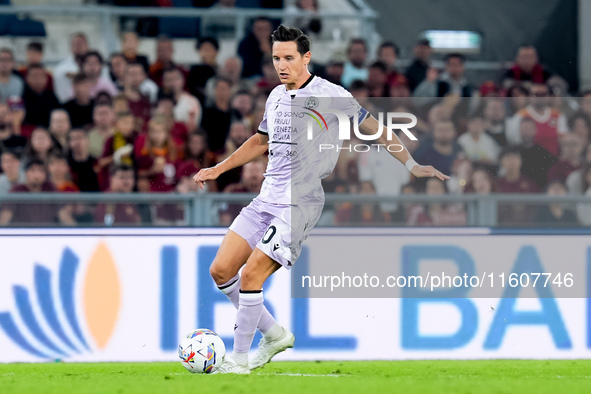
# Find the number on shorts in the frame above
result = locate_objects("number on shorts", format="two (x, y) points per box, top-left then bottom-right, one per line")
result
(261, 225), (277, 244)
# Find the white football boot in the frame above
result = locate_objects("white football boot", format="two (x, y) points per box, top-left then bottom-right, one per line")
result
(249, 327), (295, 370)
(212, 357), (251, 375)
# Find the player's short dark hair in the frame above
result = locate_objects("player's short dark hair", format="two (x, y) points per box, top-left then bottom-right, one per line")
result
(271, 25), (311, 56)
(83, 51), (103, 65)
(110, 163), (134, 176)
(27, 42), (43, 52)
(445, 53), (466, 63)
(499, 146), (522, 160)
(378, 41), (400, 57)
(197, 36), (219, 51)
(25, 158), (46, 171)
(369, 61), (387, 73)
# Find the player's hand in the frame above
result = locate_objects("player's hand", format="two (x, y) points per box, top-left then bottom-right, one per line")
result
(193, 166), (220, 190)
(411, 165), (450, 181)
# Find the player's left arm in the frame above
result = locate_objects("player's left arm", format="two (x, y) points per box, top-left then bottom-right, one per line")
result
(358, 115), (450, 181)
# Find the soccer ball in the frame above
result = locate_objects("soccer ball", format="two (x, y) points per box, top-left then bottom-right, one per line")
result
(178, 329), (226, 374)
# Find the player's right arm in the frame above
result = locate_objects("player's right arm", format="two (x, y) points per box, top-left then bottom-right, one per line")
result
(193, 132), (269, 190)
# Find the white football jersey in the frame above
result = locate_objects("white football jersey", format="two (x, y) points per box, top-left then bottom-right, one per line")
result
(257, 74), (368, 206)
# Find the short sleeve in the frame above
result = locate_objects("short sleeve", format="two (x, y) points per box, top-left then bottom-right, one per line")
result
(337, 87), (369, 125)
(258, 96), (270, 134)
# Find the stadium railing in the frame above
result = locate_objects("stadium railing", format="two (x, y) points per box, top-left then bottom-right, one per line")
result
(0, 192), (589, 228)
(0, 4), (378, 57)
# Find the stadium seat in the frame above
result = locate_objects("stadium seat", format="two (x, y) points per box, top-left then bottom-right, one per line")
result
(7, 17), (46, 37)
(158, 0), (200, 38)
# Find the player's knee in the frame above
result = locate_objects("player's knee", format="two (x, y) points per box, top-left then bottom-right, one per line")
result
(209, 259), (235, 286)
(240, 265), (259, 290)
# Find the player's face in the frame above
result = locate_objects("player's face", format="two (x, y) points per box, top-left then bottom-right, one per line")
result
(272, 41), (310, 86)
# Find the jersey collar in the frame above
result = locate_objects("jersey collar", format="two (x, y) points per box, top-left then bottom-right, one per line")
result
(286, 73), (315, 95)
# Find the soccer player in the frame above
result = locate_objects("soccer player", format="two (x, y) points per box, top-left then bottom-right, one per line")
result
(193, 25), (449, 374)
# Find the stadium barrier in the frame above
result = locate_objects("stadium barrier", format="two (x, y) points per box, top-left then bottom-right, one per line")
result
(0, 192), (589, 227)
(0, 227), (590, 362)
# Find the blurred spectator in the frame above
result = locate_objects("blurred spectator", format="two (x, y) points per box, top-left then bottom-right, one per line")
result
(507, 84), (568, 156)
(390, 183), (419, 224)
(535, 180), (578, 226)
(507, 84), (529, 116)
(153, 94), (189, 144)
(367, 61), (389, 97)
(126, 62), (158, 105)
(113, 94), (130, 113)
(566, 142), (591, 195)
(62, 73), (94, 129)
(24, 127), (58, 165)
(88, 103), (115, 159)
(0, 48), (24, 103)
(547, 132), (583, 183)
(121, 63), (151, 131)
(447, 157), (473, 195)
(377, 41), (400, 88)
(80, 51), (119, 99)
(202, 0), (238, 38)
(97, 111), (137, 189)
(47, 152), (79, 192)
(407, 178), (466, 226)
(238, 17), (273, 78)
(219, 158), (266, 226)
(255, 56), (281, 96)
(495, 147), (539, 225)
(53, 33), (89, 103)
(0, 103), (26, 152)
(576, 165), (591, 225)
(465, 167), (494, 194)
(68, 128), (99, 192)
(48, 109), (72, 154)
(162, 67), (201, 133)
(0, 149), (24, 195)
(136, 116), (179, 192)
(324, 55), (345, 86)
(341, 38), (368, 89)
(17, 42), (54, 92)
(457, 114), (500, 165)
(149, 36), (188, 87)
(109, 52), (127, 91)
(94, 164), (141, 226)
(201, 77), (238, 153)
(503, 45), (552, 88)
(120, 31), (150, 74)
(340, 181), (385, 225)
(405, 39), (432, 92)
(518, 117), (557, 190)
(483, 98), (510, 147)
(220, 57), (243, 86)
(21, 64), (60, 130)
(0, 158), (74, 225)
(290, 0), (322, 36)
(215, 119), (250, 191)
(358, 144), (410, 220)
(569, 111), (591, 146)
(177, 130), (216, 189)
(231, 90), (256, 132)
(188, 37), (219, 105)
(414, 53), (473, 100)
(413, 120), (462, 176)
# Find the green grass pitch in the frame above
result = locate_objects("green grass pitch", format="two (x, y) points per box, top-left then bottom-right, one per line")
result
(2, 360), (591, 394)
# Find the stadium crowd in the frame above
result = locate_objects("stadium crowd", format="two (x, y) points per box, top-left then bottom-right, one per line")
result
(0, 13), (590, 227)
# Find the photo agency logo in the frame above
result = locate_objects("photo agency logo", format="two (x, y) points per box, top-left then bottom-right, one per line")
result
(301, 96), (418, 152)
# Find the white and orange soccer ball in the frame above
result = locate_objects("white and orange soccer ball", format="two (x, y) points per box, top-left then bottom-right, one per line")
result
(178, 329), (226, 374)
